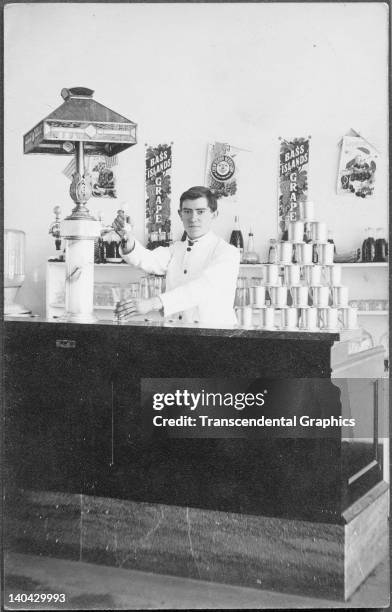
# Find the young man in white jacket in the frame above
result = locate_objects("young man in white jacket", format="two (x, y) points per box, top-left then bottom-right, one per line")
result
(115, 186), (240, 327)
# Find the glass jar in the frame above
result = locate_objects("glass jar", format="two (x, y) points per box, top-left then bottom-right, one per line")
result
(5, 229), (25, 286)
(362, 227), (376, 262)
(375, 227), (388, 262)
(105, 241), (121, 261)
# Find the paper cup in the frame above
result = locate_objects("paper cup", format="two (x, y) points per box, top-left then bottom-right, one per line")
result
(269, 285), (288, 308)
(279, 242), (293, 265)
(300, 307), (318, 330)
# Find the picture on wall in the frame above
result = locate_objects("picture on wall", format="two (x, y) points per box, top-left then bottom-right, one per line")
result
(91, 159), (117, 198)
(337, 135), (378, 198)
(63, 154), (118, 198)
(205, 142), (239, 199)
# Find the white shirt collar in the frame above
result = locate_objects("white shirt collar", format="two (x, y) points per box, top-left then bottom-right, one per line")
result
(186, 231), (215, 246)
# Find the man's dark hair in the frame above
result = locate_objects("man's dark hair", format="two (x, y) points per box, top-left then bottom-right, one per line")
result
(179, 186), (218, 212)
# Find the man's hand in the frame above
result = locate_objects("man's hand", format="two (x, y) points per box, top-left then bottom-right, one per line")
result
(115, 296), (163, 319)
(112, 216), (136, 254)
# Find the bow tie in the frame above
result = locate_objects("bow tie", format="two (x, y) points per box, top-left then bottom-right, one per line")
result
(188, 240), (196, 247)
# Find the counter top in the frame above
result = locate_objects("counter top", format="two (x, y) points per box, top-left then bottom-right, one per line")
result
(4, 315), (340, 342)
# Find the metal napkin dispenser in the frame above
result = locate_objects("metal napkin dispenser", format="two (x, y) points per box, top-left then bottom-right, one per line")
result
(23, 87), (137, 157)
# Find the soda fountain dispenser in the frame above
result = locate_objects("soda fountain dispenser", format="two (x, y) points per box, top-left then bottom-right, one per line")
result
(23, 87), (137, 322)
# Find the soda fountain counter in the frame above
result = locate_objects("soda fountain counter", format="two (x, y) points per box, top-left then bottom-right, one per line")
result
(3, 317), (389, 601)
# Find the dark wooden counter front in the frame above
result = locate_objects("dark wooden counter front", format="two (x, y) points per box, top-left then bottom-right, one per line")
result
(4, 319), (388, 600)
(4, 319), (369, 519)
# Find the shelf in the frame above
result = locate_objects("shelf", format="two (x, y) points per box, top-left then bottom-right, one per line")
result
(48, 261), (388, 269)
(48, 261), (132, 268)
(357, 311), (388, 316)
(49, 303), (114, 310)
(240, 262), (388, 268)
(240, 263), (264, 268)
(339, 263), (388, 268)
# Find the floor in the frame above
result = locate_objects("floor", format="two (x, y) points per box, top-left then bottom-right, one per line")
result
(3, 552), (389, 610)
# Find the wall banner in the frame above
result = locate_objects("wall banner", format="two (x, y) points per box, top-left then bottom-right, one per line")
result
(337, 135), (378, 198)
(145, 143), (172, 238)
(278, 137), (310, 238)
(205, 142), (239, 199)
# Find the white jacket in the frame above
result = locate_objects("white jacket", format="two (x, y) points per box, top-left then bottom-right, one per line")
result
(122, 231), (240, 327)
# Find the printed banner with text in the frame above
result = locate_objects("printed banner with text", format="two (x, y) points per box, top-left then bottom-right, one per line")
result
(145, 143), (172, 238)
(278, 137), (310, 238)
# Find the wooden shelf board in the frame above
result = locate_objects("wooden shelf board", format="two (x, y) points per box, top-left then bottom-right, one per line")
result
(357, 311), (388, 316)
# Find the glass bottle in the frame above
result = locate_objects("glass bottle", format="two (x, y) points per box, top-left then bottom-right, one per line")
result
(361, 227), (369, 262)
(375, 227), (388, 262)
(303, 222), (312, 243)
(95, 211), (104, 263)
(243, 229), (259, 264)
(327, 230), (336, 254)
(166, 230), (173, 247)
(160, 231), (166, 247)
(268, 239), (279, 264)
(229, 216), (244, 261)
(147, 231), (158, 250)
(312, 243), (318, 264)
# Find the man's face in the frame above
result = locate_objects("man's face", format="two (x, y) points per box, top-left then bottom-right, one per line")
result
(178, 197), (217, 240)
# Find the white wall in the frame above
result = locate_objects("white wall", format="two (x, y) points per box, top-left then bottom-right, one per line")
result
(4, 2), (389, 316)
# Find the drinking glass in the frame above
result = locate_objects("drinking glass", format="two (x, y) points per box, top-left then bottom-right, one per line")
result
(236, 306), (253, 327)
(139, 276), (150, 299)
(235, 287), (249, 307)
(111, 285), (122, 323)
(237, 276), (248, 289)
(123, 282), (140, 301)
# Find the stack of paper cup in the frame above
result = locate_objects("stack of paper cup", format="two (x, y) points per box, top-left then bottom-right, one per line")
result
(303, 264), (323, 286)
(281, 307), (299, 330)
(290, 285), (309, 308)
(249, 285), (266, 307)
(284, 264), (301, 287)
(298, 200), (315, 222)
(263, 264), (281, 285)
(279, 242), (293, 265)
(269, 285), (288, 308)
(288, 221), (304, 243)
(236, 306), (253, 328)
(339, 307), (358, 330)
(300, 307), (319, 331)
(311, 222), (328, 243)
(318, 307), (340, 331)
(310, 285), (330, 307)
(296, 242), (313, 265)
(260, 306), (276, 330)
(331, 285), (349, 307)
(325, 264), (342, 286)
(316, 242), (334, 265)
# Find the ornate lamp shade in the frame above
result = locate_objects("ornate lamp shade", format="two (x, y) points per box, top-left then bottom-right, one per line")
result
(24, 87), (137, 157)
